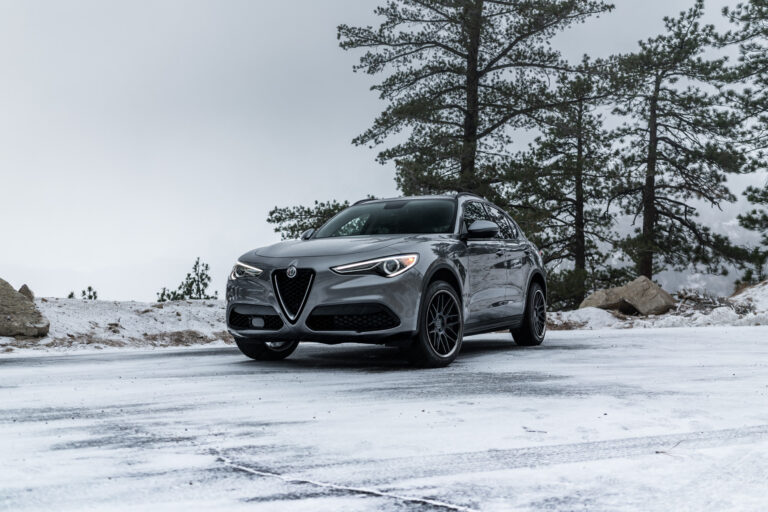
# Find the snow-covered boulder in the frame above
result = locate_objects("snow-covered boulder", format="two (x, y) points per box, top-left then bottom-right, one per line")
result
(0, 278), (49, 337)
(732, 280), (768, 312)
(548, 307), (623, 330)
(579, 276), (676, 316)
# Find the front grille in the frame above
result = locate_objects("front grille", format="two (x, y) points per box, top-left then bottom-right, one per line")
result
(306, 304), (400, 332)
(228, 308), (284, 330)
(272, 268), (314, 322)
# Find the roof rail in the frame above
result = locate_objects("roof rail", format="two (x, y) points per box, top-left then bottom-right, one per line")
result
(352, 197), (375, 205)
(455, 191), (483, 200)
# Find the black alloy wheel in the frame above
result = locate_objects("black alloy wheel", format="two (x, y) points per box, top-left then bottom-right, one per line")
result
(511, 282), (546, 346)
(408, 281), (463, 367)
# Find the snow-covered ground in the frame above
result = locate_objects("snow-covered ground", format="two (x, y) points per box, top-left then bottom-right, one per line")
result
(1, 327), (768, 511)
(549, 280), (768, 330)
(1, 279), (767, 354)
(0, 298), (232, 354)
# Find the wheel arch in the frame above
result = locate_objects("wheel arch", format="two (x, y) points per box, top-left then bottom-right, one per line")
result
(526, 270), (547, 302)
(422, 264), (463, 303)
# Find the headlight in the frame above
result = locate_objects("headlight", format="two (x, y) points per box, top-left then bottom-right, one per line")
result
(229, 261), (263, 280)
(331, 254), (419, 278)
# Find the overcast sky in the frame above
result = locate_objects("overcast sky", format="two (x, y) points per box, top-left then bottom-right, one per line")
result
(1, 0), (760, 301)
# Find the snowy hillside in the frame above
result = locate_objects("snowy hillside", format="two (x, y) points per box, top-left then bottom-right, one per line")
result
(2, 281), (767, 354)
(0, 298), (232, 354)
(734, 279), (768, 311)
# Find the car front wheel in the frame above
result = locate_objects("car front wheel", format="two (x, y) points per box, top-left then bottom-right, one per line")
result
(235, 339), (299, 361)
(407, 281), (463, 367)
(511, 282), (546, 346)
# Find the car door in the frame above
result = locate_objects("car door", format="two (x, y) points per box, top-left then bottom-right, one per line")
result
(508, 217), (536, 316)
(462, 201), (509, 325)
(485, 205), (526, 316)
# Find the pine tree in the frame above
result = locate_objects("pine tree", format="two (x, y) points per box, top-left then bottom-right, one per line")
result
(722, 2), (768, 286)
(611, 1), (755, 280)
(737, 182), (768, 285)
(267, 200), (351, 240)
(80, 286), (98, 300)
(338, 0), (613, 198)
(157, 258), (218, 302)
(66, 289), (97, 300)
(507, 62), (625, 309)
(723, 0), (768, 150)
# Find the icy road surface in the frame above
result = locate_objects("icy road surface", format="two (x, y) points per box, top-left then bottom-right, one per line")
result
(2, 327), (768, 511)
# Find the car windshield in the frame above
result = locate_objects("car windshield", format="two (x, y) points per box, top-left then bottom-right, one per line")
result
(314, 199), (456, 238)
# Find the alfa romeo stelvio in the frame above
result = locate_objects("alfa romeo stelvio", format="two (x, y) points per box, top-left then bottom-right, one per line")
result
(226, 193), (547, 367)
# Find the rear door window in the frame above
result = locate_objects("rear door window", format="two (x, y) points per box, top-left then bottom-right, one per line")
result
(485, 205), (516, 240)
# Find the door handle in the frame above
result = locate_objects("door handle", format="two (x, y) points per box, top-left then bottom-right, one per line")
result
(495, 249), (505, 256)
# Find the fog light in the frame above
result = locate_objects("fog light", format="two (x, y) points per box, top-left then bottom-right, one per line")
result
(251, 317), (265, 328)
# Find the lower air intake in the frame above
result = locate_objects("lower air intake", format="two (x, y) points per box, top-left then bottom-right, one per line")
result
(306, 304), (400, 332)
(228, 309), (284, 331)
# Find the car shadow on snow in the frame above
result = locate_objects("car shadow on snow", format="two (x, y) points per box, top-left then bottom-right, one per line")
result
(233, 337), (593, 373)
(231, 340), (650, 399)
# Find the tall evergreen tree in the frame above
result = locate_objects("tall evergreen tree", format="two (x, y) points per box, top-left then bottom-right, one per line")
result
(611, 1), (754, 280)
(737, 182), (768, 285)
(723, 0), (768, 150)
(508, 62), (624, 309)
(722, 2), (768, 287)
(338, 0), (613, 199)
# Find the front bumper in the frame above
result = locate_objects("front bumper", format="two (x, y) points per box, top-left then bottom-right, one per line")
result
(226, 258), (423, 344)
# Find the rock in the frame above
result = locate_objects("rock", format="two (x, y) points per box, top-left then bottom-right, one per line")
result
(18, 284), (34, 301)
(579, 288), (627, 312)
(0, 278), (50, 337)
(579, 276), (676, 316)
(620, 276), (677, 315)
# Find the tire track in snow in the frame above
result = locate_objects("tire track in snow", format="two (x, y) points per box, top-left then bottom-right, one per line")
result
(287, 424), (768, 485)
(215, 453), (479, 512)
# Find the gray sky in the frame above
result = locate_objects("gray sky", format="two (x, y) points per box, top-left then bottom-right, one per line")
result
(1, 0), (759, 300)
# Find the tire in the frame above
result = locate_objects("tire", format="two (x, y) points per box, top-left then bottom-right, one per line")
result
(407, 281), (463, 368)
(235, 338), (299, 361)
(511, 282), (546, 346)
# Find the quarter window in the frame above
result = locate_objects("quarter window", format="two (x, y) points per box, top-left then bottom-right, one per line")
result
(508, 218), (521, 240)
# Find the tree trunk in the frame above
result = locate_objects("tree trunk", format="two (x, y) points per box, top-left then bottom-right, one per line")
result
(639, 79), (661, 279)
(459, 0), (483, 192)
(574, 101), (587, 298)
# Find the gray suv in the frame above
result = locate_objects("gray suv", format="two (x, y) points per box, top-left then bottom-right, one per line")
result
(226, 193), (547, 367)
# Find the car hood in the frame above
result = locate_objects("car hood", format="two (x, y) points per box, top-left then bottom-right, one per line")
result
(246, 236), (409, 260)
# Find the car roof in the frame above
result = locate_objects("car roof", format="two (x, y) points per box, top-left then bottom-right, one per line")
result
(353, 193), (484, 205)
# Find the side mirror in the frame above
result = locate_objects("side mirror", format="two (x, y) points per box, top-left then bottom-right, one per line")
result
(466, 220), (499, 240)
(300, 228), (315, 240)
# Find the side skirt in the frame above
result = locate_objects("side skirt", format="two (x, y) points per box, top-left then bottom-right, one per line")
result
(463, 315), (523, 336)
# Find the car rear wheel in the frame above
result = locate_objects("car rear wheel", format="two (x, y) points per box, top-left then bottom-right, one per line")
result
(407, 281), (463, 367)
(235, 339), (299, 360)
(511, 282), (546, 346)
